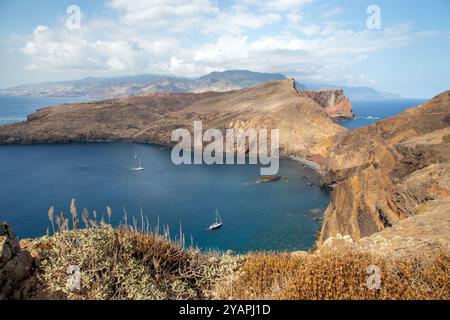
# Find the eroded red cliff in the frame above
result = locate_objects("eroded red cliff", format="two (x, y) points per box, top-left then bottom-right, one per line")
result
(298, 89), (354, 118)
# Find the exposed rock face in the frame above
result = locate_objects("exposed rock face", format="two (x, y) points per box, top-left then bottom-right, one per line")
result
(320, 199), (450, 258)
(317, 91), (450, 244)
(0, 80), (348, 161)
(356, 199), (450, 257)
(0, 222), (36, 299)
(298, 89), (354, 118)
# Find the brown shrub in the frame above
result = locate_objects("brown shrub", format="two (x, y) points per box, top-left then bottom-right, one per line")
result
(22, 200), (450, 300)
(213, 249), (450, 300)
(33, 228), (241, 300)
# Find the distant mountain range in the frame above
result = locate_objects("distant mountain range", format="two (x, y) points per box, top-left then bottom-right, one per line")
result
(304, 83), (402, 100)
(0, 70), (400, 100)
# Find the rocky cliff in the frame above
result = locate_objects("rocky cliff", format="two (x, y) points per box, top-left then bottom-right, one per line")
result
(0, 222), (37, 299)
(298, 89), (354, 118)
(317, 91), (450, 244)
(0, 80), (348, 160)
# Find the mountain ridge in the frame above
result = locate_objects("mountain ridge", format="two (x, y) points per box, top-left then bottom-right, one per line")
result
(1, 70), (400, 101)
(304, 82), (402, 100)
(0, 70), (287, 99)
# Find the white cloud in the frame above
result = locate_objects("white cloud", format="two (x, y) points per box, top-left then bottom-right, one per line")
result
(109, 0), (282, 34)
(209, 11), (281, 34)
(239, 0), (314, 13)
(194, 35), (250, 63)
(33, 25), (49, 34)
(21, 23), (183, 74)
(286, 13), (302, 24)
(323, 6), (343, 19)
(300, 25), (321, 36)
(109, 0), (218, 31)
(18, 1), (435, 87)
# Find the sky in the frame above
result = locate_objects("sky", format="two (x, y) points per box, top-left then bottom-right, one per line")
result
(0, 0), (449, 98)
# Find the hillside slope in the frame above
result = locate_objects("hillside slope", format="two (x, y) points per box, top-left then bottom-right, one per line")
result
(0, 80), (349, 159)
(317, 91), (450, 243)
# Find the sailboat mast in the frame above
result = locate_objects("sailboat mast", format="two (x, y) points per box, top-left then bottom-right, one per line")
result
(216, 209), (221, 223)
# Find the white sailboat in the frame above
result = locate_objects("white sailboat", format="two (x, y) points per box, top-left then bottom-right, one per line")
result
(134, 151), (138, 159)
(132, 159), (144, 171)
(208, 209), (223, 231)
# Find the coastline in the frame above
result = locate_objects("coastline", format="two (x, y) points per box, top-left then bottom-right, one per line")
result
(287, 155), (323, 175)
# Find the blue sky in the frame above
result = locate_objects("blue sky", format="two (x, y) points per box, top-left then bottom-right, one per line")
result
(0, 0), (449, 98)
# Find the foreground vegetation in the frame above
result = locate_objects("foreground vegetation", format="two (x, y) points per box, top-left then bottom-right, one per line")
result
(29, 229), (449, 300)
(213, 251), (449, 300)
(33, 228), (241, 300)
(4, 200), (449, 300)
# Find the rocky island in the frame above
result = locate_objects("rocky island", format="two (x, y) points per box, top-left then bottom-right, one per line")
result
(256, 176), (282, 183)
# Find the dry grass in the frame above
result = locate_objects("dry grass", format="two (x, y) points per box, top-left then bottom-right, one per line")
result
(24, 200), (449, 300)
(212, 249), (450, 300)
(31, 200), (242, 300)
(33, 228), (241, 300)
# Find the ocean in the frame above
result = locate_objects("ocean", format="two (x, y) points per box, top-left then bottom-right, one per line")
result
(0, 96), (426, 252)
(0, 95), (92, 125)
(337, 99), (426, 129)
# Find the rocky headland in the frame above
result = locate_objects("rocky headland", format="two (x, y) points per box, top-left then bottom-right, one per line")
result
(0, 79), (351, 161)
(298, 88), (354, 118)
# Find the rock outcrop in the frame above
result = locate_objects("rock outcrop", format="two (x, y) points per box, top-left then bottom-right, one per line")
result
(0, 80), (348, 161)
(256, 176), (282, 183)
(298, 89), (354, 118)
(317, 91), (450, 244)
(320, 198), (450, 258)
(0, 222), (36, 299)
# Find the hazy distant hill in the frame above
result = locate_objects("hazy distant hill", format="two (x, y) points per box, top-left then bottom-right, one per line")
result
(190, 70), (287, 92)
(0, 70), (288, 99)
(138, 71), (288, 94)
(0, 70), (400, 100)
(0, 75), (165, 98)
(304, 83), (402, 100)
(138, 77), (193, 93)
